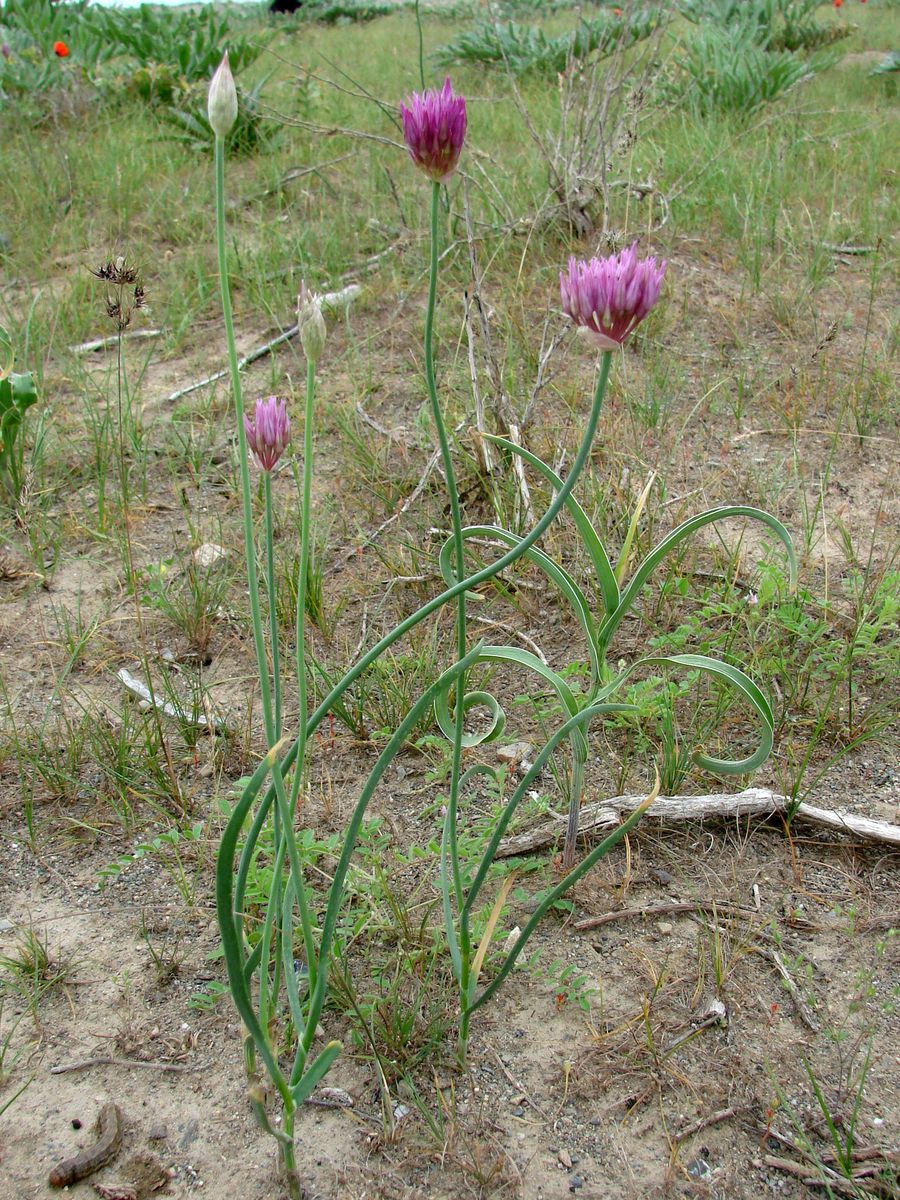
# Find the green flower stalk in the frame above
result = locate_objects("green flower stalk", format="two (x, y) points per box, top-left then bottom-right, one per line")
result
(290, 285), (324, 813)
(245, 395), (291, 736)
(400, 73), (471, 1010)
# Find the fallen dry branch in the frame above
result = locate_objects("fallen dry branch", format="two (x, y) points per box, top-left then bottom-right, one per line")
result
(752, 946), (820, 1032)
(71, 328), (164, 355)
(574, 900), (759, 932)
(762, 1155), (877, 1198)
(164, 285), (361, 404)
(495, 788), (900, 858)
(50, 1056), (194, 1075)
(674, 1106), (743, 1143)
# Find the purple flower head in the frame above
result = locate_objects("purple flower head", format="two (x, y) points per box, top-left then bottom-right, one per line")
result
(560, 245), (666, 351)
(244, 396), (290, 472)
(400, 77), (467, 183)
(1, 43), (11, 60)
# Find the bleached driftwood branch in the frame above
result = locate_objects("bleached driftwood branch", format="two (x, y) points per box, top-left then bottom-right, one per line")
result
(72, 328), (164, 354)
(164, 285), (361, 404)
(496, 787), (900, 858)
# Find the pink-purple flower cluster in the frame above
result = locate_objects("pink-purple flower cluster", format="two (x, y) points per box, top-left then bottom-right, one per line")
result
(400, 77), (467, 184)
(560, 244), (667, 350)
(244, 396), (290, 472)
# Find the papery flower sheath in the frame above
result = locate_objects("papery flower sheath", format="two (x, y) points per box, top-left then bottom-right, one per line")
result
(244, 396), (291, 472)
(297, 281), (327, 365)
(208, 52), (238, 138)
(400, 77), (467, 183)
(560, 245), (666, 350)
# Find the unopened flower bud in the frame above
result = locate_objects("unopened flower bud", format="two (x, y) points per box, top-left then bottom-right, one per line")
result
(298, 283), (327, 365)
(208, 53), (238, 139)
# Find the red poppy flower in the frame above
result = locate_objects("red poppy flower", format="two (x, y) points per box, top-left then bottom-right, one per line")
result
(614, 5), (622, 13)
(832, 0), (842, 6)
(53, 41), (69, 58)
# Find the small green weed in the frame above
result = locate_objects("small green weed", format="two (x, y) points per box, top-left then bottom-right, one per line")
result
(0, 928), (76, 1017)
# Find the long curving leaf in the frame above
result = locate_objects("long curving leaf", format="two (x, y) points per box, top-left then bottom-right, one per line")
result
(290, 1040), (343, 1107)
(596, 652), (774, 774)
(484, 435), (620, 617)
(215, 741), (293, 1108)
(597, 505), (797, 654)
(460, 698), (640, 927)
(438, 524), (600, 685)
(302, 648), (483, 1060)
(434, 686), (506, 748)
(467, 772), (661, 1016)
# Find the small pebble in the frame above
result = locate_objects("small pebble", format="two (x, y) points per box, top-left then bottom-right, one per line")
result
(194, 543), (227, 569)
(558, 1149), (572, 1170)
(569, 1176), (584, 1193)
(495, 742), (534, 764)
(148, 1123), (168, 1141)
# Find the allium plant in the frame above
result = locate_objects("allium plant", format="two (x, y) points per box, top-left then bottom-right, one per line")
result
(211, 59), (796, 1190)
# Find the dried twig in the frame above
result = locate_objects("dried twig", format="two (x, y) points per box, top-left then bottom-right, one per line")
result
(464, 289), (495, 477)
(72, 328), (164, 355)
(117, 668), (227, 734)
(341, 418), (466, 560)
(472, 615), (549, 665)
(491, 1049), (551, 1122)
(752, 947), (820, 1032)
(675, 1106), (742, 1143)
(462, 182), (534, 525)
(762, 1155), (861, 1197)
(164, 285), (361, 404)
(574, 901), (760, 932)
(51, 1056), (194, 1075)
(355, 401), (409, 443)
(258, 106), (406, 153)
(251, 153), (354, 201)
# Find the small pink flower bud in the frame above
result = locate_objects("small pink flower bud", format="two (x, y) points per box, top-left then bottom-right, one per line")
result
(208, 53), (238, 139)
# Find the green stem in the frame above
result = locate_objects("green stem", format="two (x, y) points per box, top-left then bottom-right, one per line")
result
(414, 0), (426, 89)
(424, 180), (468, 927)
(215, 135), (274, 746)
(562, 743), (586, 872)
(280, 1111), (300, 1198)
(290, 359), (316, 810)
(264, 472), (282, 739)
